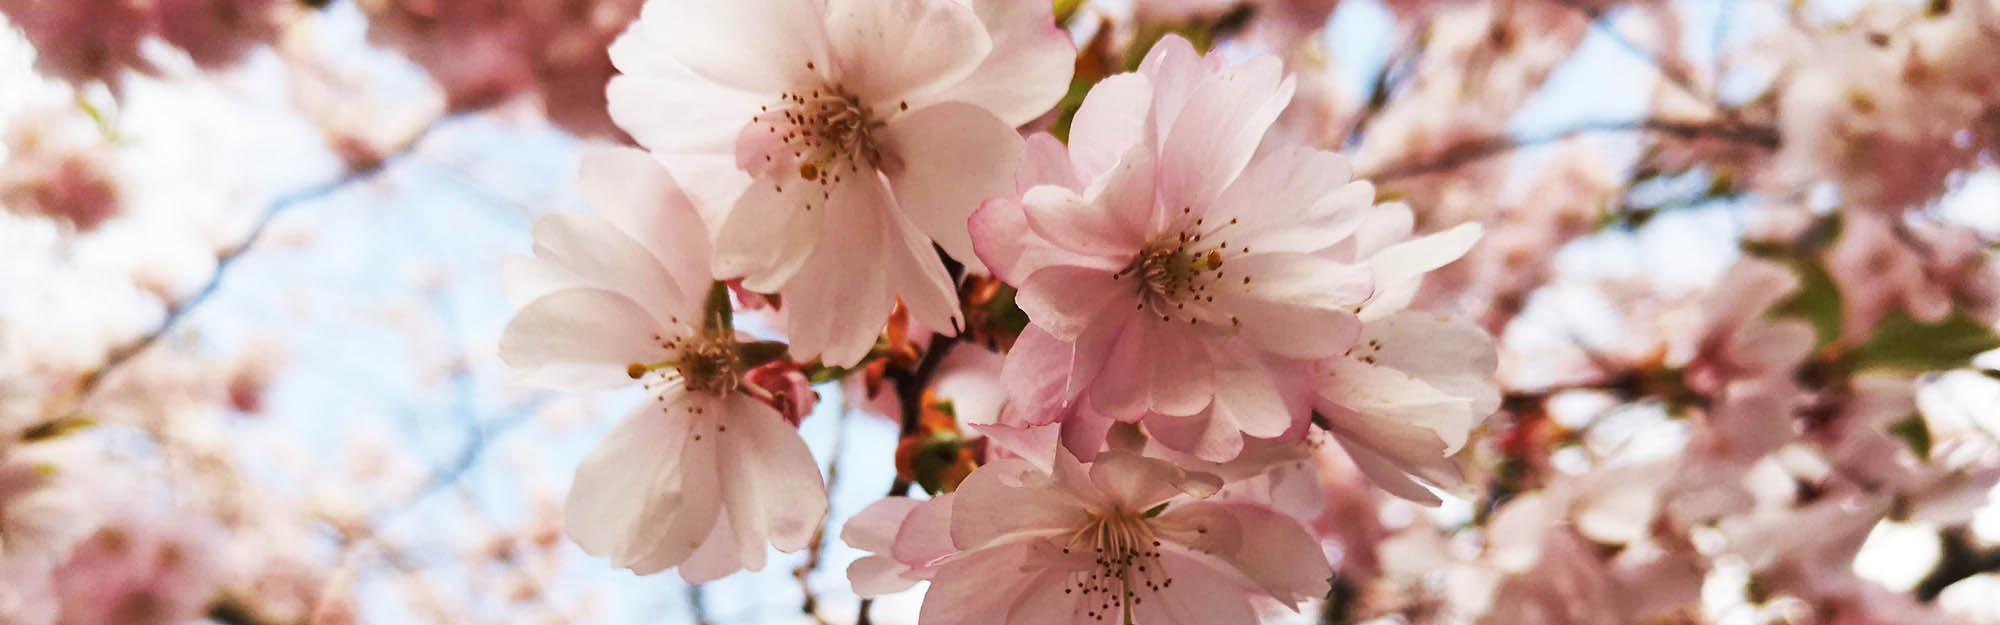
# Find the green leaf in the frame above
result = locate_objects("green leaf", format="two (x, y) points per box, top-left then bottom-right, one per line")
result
(21, 415), (95, 442)
(1743, 234), (1844, 348)
(1888, 415), (1932, 461)
(1143, 502), (1169, 518)
(1842, 311), (2000, 373)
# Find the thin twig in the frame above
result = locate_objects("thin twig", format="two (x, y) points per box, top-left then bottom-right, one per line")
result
(1361, 117), (1779, 181)
(69, 115), (457, 408)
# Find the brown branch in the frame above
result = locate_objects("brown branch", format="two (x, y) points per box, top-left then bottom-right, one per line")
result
(65, 114), (456, 411)
(1361, 117), (1779, 181)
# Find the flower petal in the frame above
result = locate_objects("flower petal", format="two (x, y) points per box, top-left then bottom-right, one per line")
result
(1359, 222), (1482, 321)
(1068, 73), (1154, 183)
(906, 0), (1075, 125)
(1089, 318), (1215, 418)
(644, 0), (828, 93)
(1203, 146), (1369, 255)
(1210, 252), (1371, 359)
(1155, 54), (1293, 210)
(578, 143), (713, 303)
(824, 0), (990, 104)
(563, 397), (719, 574)
(950, 459), (1088, 550)
(1155, 502), (1331, 605)
(878, 101), (1025, 274)
(715, 394), (829, 558)
(499, 288), (671, 390)
(712, 173), (829, 292)
(530, 212), (690, 325)
(1130, 552), (1261, 625)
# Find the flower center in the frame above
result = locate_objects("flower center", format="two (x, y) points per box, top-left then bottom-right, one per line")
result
(1114, 214), (1248, 326)
(627, 333), (741, 398)
(1060, 512), (1172, 622)
(746, 73), (899, 208)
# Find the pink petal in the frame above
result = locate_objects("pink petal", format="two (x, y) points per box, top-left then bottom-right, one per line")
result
(824, 0), (991, 104)
(1019, 132), (1083, 191)
(1156, 502), (1333, 604)
(1211, 252), (1371, 360)
(1130, 552), (1260, 625)
(1088, 450), (1209, 512)
(1359, 222), (1482, 321)
(715, 395), (829, 558)
(1203, 146), (1369, 255)
(847, 555), (919, 597)
(842, 497), (921, 553)
(1201, 345), (1299, 439)
(499, 288), (672, 390)
(949, 459), (1088, 550)
(498, 254), (581, 307)
(1133, 35), (1205, 140)
(605, 33), (762, 218)
(879, 193), (966, 336)
(1089, 319), (1216, 418)
(1067, 73), (1154, 183)
(1156, 54), (1293, 211)
(1317, 356), (1477, 453)
(1021, 184), (1145, 262)
(678, 506), (748, 583)
(878, 101), (1025, 274)
(1016, 265), (1130, 341)
(890, 492), (958, 567)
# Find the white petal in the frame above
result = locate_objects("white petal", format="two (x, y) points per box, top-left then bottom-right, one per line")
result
(878, 102), (1024, 274)
(1317, 356), (1477, 453)
(578, 144), (713, 303)
(499, 288), (671, 390)
(1359, 223), (1483, 321)
(1016, 265), (1129, 341)
(1088, 450), (1207, 512)
(530, 212), (692, 325)
(644, 0), (828, 93)
(715, 394), (828, 558)
(713, 173), (829, 292)
(905, 0), (1074, 125)
(824, 0), (991, 104)
(563, 398), (719, 574)
(499, 254), (582, 307)
(842, 497), (921, 553)
(1357, 313), (1500, 420)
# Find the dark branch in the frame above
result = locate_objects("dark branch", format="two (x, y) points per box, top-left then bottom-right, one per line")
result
(1362, 118), (1779, 181)
(68, 115), (455, 409)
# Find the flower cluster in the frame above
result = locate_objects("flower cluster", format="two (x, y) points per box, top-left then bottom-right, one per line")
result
(0, 0), (285, 85)
(498, 1), (1501, 621)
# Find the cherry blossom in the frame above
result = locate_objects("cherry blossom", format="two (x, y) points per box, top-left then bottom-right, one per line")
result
(975, 35), (1369, 458)
(606, 0), (1075, 366)
(881, 449), (1332, 625)
(498, 145), (827, 580)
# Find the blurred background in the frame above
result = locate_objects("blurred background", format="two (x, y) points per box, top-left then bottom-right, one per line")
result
(1, 0), (1998, 624)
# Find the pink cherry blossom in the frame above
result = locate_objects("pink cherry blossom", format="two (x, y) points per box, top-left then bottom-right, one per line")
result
(49, 507), (223, 625)
(906, 449), (1330, 625)
(975, 35), (1374, 458)
(606, 0), (1076, 367)
(498, 145), (827, 580)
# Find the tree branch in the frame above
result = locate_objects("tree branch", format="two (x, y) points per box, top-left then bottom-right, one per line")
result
(67, 115), (456, 410)
(1361, 117), (1779, 181)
